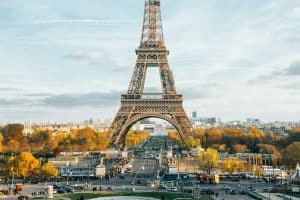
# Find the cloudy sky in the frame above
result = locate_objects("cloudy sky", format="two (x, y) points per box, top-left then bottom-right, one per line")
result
(0, 0), (300, 123)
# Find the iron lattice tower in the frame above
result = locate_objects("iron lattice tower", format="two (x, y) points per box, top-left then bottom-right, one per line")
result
(108, 0), (194, 148)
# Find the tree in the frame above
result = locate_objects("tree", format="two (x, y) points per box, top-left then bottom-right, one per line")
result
(6, 139), (20, 153)
(95, 131), (110, 150)
(6, 156), (18, 177)
(40, 162), (58, 179)
(1, 124), (29, 152)
(126, 131), (150, 148)
(184, 136), (201, 149)
(198, 148), (218, 174)
(222, 158), (245, 174)
(287, 128), (300, 144)
(255, 166), (263, 178)
(206, 128), (222, 145)
(30, 129), (56, 153)
(0, 133), (3, 153)
(6, 152), (40, 178)
(246, 127), (264, 152)
(233, 144), (248, 153)
(257, 143), (281, 166)
(282, 142), (300, 168)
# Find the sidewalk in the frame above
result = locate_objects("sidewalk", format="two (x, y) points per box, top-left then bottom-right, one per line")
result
(260, 193), (300, 200)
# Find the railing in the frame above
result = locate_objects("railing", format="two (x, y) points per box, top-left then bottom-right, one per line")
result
(122, 93), (182, 101)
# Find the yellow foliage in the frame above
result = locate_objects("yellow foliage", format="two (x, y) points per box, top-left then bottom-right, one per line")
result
(198, 148), (218, 174)
(248, 127), (264, 138)
(255, 166), (263, 177)
(185, 136), (201, 149)
(292, 127), (300, 133)
(40, 162), (58, 178)
(233, 144), (248, 153)
(0, 133), (3, 152)
(194, 128), (205, 135)
(222, 158), (245, 174)
(126, 131), (150, 148)
(6, 152), (40, 178)
(6, 139), (20, 153)
(222, 128), (243, 136)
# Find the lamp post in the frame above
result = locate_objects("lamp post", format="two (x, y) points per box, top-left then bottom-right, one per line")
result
(10, 166), (14, 194)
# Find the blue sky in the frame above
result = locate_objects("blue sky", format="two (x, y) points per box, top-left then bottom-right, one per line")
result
(0, 0), (300, 123)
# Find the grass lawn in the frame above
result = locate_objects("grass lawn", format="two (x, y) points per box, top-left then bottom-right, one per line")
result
(53, 191), (213, 200)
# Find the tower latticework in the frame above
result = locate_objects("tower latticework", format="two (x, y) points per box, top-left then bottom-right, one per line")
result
(108, 0), (194, 148)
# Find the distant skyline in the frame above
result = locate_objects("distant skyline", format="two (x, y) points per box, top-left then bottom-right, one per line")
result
(0, 0), (300, 123)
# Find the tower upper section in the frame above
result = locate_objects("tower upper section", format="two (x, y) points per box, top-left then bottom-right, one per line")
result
(140, 0), (165, 48)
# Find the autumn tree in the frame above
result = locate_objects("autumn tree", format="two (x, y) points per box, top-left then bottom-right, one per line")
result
(233, 144), (248, 153)
(1, 124), (30, 152)
(30, 129), (56, 153)
(6, 152), (40, 178)
(246, 127), (264, 152)
(6, 139), (21, 153)
(257, 144), (281, 166)
(184, 136), (201, 149)
(206, 128), (222, 145)
(282, 142), (300, 168)
(168, 132), (185, 149)
(6, 156), (18, 177)
(0, 133), (3, 153)
(194, 128), (206, 145)
(198, 148), (218, 174)
(95, 131), (110, 150)
(287, 128), (300, 144)
(255, 166), (263, 178)
(222, 158), (245, 174)
(126, 131), (150, 148)
(40, 162), (58, 179)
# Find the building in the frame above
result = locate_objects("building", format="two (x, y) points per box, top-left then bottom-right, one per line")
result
(48, 152), (101, 177)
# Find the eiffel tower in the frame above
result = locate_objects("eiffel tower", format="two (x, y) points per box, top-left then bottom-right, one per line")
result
(108, 0), (194, 148)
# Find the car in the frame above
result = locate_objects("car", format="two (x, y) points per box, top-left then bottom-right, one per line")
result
(169, 187), (178, 192)
(263, 188), (270, 192)
(230, 190), (237, 195)
(18, 196), (29, 200)
(200, 190), (207, 195)
(184, 188), (193, 194)
(61, 185), (74, 193)
(136, 179), (142, 184)
(200, 188), (214, 195)
(239, 190), (247, 195)
(158, 184), (167, 190)
(221, 185), (231, 191)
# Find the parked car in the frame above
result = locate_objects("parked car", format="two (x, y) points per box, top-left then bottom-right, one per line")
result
(221, 185), (231, 191)
(158, 184), (168, 190)
(230, 190), (237, 195)
(263, 188), (269, 192)
(183, 188), (193, 194)
(239, 190), (247, 195)
(18, 196), (29, 200)
(168, 187), (178, 192)
(201, 188), (214, 195)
